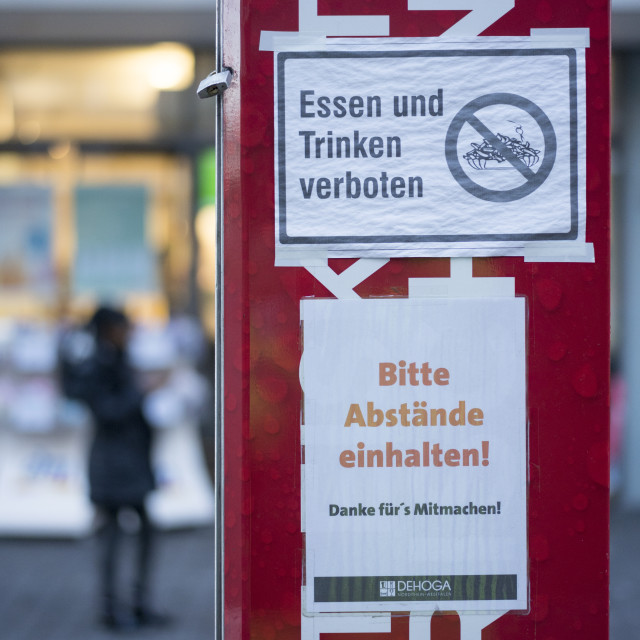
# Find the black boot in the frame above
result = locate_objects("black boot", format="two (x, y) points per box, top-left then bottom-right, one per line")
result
(101, 599), (139, 633)
(133, 603), (172, 628)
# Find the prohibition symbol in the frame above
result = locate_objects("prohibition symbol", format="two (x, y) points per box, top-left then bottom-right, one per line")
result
(445, 93), (557, 203)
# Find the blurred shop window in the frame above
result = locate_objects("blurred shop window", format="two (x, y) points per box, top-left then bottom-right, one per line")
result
(0, 44), (196, 144)
(0, 41), (217, 539)
(0, 151), (194, 320)
(0, 43), (215, 320)
(73, 185), (158, 299)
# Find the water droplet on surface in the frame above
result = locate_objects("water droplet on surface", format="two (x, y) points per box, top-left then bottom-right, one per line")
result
(572, 364), (598, 398)
(257, 375), (288, 403)
(263, 416), (281, 434)
(225, 393), (238, 412)
(547, 342), (567, 361)
(582, 266), (595, 282)
(535, 278), (563, 311)
(572, 494), (589, 511)
(530, 534), (550, 561)
(587, 442), (609, 487)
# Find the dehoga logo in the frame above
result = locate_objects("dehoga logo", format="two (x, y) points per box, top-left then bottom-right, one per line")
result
(395, 579), (452, 597)
(402, 579), (450, 594)
(379, 578), (452, 599)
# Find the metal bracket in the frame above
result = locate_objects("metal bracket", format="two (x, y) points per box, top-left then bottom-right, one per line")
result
(197, 68), (233, 99)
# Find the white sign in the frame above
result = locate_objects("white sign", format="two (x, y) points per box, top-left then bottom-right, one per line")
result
(301, 297), (527, 613)
(275, 38), (586, 260)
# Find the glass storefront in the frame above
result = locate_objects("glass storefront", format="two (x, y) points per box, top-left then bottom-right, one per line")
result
(0, 42), (217, 537)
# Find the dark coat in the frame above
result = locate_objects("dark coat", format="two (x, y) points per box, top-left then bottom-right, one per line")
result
(81, 341), (156, 507)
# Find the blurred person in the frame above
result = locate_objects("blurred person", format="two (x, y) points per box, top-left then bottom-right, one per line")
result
(78, 306), (169, 632)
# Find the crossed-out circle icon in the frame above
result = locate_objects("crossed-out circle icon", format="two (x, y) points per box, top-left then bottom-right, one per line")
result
(445, 93), (557, 203)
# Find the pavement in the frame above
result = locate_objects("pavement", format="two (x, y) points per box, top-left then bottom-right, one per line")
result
(610, 503), (640, 640)
(0, 505), (636, 639)
(0, 525), (215, 640)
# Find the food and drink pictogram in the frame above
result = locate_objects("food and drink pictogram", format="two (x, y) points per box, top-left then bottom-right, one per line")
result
(464, 125), (540, 170)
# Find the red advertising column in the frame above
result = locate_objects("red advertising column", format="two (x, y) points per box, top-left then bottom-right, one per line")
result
(217, 1), (610, 639)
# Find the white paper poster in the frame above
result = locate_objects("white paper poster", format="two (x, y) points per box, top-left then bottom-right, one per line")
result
(0, 186), (55, 293)
(275, 38), (586, 260)
(301, 297), (527, 613)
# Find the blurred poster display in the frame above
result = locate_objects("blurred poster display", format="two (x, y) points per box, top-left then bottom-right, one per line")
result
(0, 422), (215, 537)
(301, 297), (527, 613)
(0, 186), (54, 293)
(0, 318), (214, 538)
(148, 422), (216, 530)
(0, 428), (94, 537)
(73, 185), (158, 297)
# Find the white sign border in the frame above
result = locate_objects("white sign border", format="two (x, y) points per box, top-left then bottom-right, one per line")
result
(300, 295), (529, 616)
(274, 36), (588, 261)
